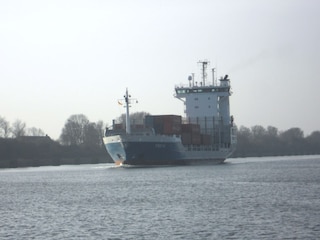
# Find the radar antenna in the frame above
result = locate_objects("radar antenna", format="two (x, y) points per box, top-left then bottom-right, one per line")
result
(198, 60), (209, 86)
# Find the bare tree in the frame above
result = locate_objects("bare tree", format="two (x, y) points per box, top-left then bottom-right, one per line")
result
(266, 126), (278, 137)
(83, 122), (101, 147)
(11, 119), (26, 138)
(60, 114), (90, 145)
(238, 126), (252, 140)
(306, 131), (320, 152)
(280, 127), (304, 142)
(0, 116), (10, 138)
(116, 111), (150, 125)
(95, 120), (106, 144)
(251, 125), (266, 139)
(27, 127), (45, 136)
(60, 114), (106, 147)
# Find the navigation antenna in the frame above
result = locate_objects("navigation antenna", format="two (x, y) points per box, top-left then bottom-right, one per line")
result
(198, 60), (209, 86)
(212, 68), (215, 86)
(119, 88), (138, 134)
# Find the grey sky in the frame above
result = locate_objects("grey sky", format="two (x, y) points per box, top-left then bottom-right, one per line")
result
(1, 0), (319, 139)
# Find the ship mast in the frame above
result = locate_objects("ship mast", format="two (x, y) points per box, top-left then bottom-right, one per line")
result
(198, 60), (209, 86)
(124, 88), (131, 134)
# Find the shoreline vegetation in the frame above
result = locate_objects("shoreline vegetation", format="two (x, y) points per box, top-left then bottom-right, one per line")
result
(1, 113), (320, 169)
(0, 136), (113, 169)
(0, 114), (113, 168)
(1, 127), (320, 168)
(232, 125), (320, 158)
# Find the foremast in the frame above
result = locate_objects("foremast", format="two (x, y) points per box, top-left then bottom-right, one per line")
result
(124, 88), (131, 134)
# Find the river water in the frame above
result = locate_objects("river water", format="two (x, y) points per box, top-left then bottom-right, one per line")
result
(1, 155), (319, 239)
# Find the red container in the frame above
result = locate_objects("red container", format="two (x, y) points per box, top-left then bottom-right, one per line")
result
(191, 133), (201, 145)
(114, 124), (124, 130)
(181, 123), (200, 134)
(147, 115), (181, 135)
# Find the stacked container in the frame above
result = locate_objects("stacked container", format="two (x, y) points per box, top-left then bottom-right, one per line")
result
(145, 115), (182, 135)
(181, 123), (201, 145)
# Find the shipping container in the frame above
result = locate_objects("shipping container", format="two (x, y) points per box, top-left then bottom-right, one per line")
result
(181, 123), (200, 134)
(145, 115), (181, 135)
(181, 133), (192, 145)
(114, 124), (124, 130)
(191, 133), (201, 145)
(201, 134), (212, 145)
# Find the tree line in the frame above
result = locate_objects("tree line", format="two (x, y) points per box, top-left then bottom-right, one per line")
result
(232, 125), (320, 157)
(0, 114), (106, 146)
(1, 112), (320, 168)
(0, 116), (45, 138)
(0, 114), (112, 168)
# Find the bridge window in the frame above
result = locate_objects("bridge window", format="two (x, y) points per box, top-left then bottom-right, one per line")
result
(177, 89), (185, 94)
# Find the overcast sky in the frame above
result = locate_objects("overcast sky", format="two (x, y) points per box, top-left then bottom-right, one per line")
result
(1, 0), (319, 140)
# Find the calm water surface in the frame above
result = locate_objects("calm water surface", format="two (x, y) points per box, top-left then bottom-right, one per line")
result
(1, 155), (320, 239)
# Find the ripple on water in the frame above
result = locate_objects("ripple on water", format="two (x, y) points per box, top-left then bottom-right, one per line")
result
(0, 157), (320, 239)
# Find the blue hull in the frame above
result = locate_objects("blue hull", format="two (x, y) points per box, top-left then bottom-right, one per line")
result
(104, 140), (230, 165)
(105, 141), (188, 165)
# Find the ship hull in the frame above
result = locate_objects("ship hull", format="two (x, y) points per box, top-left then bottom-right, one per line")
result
(103, 134), (233, 166)
(102, 62), (237, 166)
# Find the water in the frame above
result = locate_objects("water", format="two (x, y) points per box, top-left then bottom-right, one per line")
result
(1, 156), (320, 239)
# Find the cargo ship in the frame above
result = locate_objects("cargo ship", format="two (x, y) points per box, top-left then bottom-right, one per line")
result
(103, 61), (237, 165)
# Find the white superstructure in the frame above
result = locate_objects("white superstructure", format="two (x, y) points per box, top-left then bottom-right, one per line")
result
(175, 60), (235, 149)
(103, 60), (236, 165)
